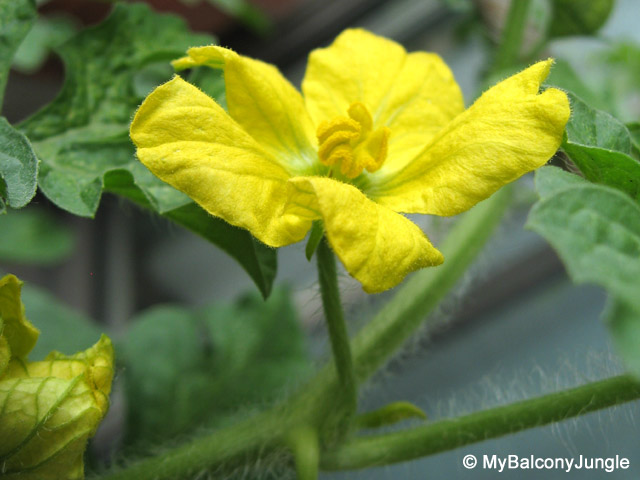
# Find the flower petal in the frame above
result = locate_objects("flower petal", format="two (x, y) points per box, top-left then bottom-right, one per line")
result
(0, 335), (114, 480)
(173, 46), (318, 173)
(285, 177), (443, 293)
(0, 376), (103, 479)
(367, 60), (571, 215)
(302, 29), (464, 169)
(131, 76), (311, 247)
(0, 274), (39, 365)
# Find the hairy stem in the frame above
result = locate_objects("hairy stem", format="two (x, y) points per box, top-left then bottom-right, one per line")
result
(351, 186), (511, 383)
(492, 0), (531, 73)
(316, 238), (358, 430)
(94, 187), (510, 479)
(321, 375), (640, 470)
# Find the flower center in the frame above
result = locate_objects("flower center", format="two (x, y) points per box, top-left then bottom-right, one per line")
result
(316, 102), (390, 179)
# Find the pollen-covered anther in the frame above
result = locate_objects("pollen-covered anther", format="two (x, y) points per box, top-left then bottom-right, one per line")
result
(316, 102), (390, 179)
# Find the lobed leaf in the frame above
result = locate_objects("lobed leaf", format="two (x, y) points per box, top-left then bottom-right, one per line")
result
(16, 3), (277, 297)
(121, 288), (309, 446)
(0, 0), (36, 109)
(549, 0), (614, 38)
(528, 166), (640, 376)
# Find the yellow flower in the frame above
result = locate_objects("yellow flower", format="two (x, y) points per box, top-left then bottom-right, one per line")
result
(0, 274), (114, 480)
(130, 29), (569, 293)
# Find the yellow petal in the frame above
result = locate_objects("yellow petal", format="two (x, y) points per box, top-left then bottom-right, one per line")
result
(285, 177), (443, 293)
(131, 76), (311, 247)
(0, 335), (114, 480)
(0, 376), (103, 479)
(302, 29), (464, 170)
(368, 60), (570, 215)
(173, 46), (318, 173)
(7, 335), (115, 414)
(0, 274), (39, 364)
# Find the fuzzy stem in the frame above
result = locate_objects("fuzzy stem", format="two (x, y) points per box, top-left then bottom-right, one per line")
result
(316, 238), (358, 428)
(493, 0), (531, 72)
(94, 187), (510, 479)
(321, 375), (640, 470)
(351, 186), (511, 383)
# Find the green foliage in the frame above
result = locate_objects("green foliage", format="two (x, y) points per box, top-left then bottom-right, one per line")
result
(0, 0), (36, 108)
(549, 0), (614, 37)
(0, 0), (38, 212)
(12, 15), (77, 73)
(561, 92), (640, 201)
(120, 287), (310, 447)
(15, 3), (277, 297)
(528, 166), (640, 376)
(0, 207), (73, 264)
(18, 3), (212, 216)
(0, 117), (38, 212)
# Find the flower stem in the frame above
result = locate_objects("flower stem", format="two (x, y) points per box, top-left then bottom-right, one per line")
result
(316, 238), (358, 430)
(321, 374), (640, 470)
(493, 0), (531, 73)
(351, 186), (511, 384)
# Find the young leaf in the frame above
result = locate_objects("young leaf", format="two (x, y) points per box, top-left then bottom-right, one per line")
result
(528, 166), (640, 376)
(605, 298), (640, 378)
(528, 168), (640, 308)
(0, 0), (36, 109)
(0, 117), (38, 211)
(549, 0), (614, 38)
(17, 3), (277, 297)
(121, 288), (309, 446)
(561, 92), (640, 202)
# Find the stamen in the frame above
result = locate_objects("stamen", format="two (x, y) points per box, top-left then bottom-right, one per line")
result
(316, 102), (389, 179)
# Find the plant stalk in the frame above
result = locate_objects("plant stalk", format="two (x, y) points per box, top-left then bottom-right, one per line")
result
(321, 375), (640, 470)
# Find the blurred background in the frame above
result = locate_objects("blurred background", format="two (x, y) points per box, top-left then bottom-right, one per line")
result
(1, 0), (640, 478)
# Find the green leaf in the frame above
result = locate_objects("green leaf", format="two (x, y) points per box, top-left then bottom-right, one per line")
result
(0, 207), (73, 265)
(18, 3), (212, 216)
(17, 3), (277, 297)
(627, 122), (640, 158)
(605, 298), (640, 378)
(12, 15), (78, 73)
(121, 287), (309, 446)
(528, 166), (640, 376)
(528, 168), (640, 306)
(0, 0), (37, 109)
(561, 92), (640, 202)
(0, 117), (38, 211)
(549, 0), (614, 37)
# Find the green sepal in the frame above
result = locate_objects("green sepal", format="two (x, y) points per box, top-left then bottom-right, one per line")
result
(305, 221), (325, 261)
(287, 425), (319, 480)
(355, 401), (427, 430)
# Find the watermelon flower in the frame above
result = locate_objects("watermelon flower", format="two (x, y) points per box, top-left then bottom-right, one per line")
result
(0, 274), (114, 480)
(130, 29), (569, 293)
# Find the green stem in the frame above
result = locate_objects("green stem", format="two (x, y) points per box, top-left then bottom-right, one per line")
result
(492, 0), (531, 73)
(351, 186), (511, 383)
(316, 238), (358, 426)
(95, 187), (510, 479)
(321, 375), (640, 470)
